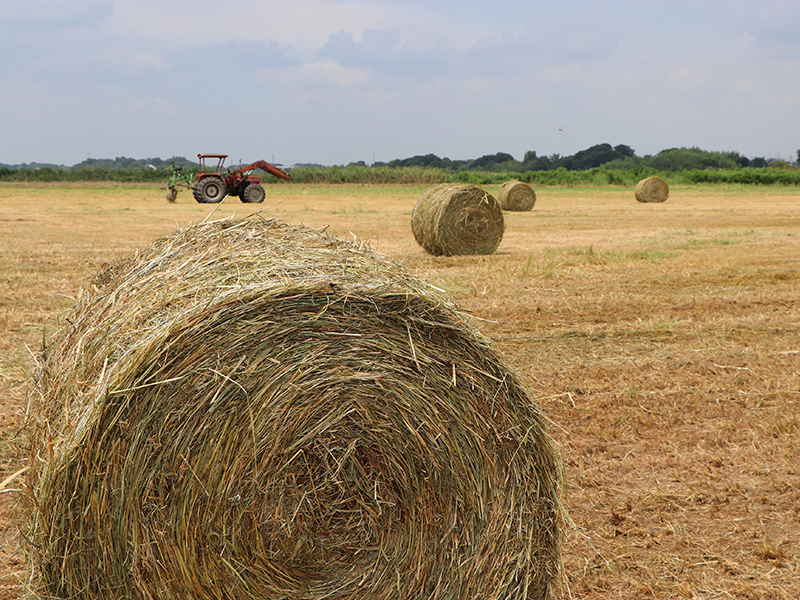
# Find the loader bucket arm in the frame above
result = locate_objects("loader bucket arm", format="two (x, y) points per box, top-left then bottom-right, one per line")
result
(232, 160), (291, 181)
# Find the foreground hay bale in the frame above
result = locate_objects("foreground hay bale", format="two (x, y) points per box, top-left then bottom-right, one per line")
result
(497, 180), (536, 211)
(411, 183), (504, 255)
(635, 176), (669, 203)
(26, 217), (562, 600)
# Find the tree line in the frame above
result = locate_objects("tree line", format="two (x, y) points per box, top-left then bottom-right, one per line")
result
(372, 144), (797, 172)
(2, 145), (799, 185)
(4, 145), (799, 174)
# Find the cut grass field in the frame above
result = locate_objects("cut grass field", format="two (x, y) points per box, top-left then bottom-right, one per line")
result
(1, 181), (798, 599)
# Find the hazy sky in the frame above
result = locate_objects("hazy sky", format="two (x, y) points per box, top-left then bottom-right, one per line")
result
(2, 0), (799, 166)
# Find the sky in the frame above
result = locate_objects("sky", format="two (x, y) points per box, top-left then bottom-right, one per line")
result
(1, 0), (799, 167)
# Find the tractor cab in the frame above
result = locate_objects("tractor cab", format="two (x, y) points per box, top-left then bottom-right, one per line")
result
(197, 154), (229, 176)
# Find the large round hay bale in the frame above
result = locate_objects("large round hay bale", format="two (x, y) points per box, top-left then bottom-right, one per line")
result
(497, 180), (536, 211)
(634, 176), (669, 203)
(26, 217), (562, 600)
(411, 183), (504, 256)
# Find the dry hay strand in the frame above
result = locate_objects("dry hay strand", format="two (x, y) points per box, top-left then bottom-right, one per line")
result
(634, 176), (669, 203)
(25, 216), (563, 600)
(497, 180), (536, 212)
(411, 183), (504, 256)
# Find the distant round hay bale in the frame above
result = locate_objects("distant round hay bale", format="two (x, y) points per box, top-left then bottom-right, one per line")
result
(411, 183), (504, 256)
(635, 176), (669, 203)
(26, 217), (562, 600)
(497, 180), (536, 211)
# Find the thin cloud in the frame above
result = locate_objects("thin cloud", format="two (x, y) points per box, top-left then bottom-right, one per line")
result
(196, 39), (300, 68)
(0, 0), (114, 28)
(319, 29), (461, 77)
(259, 62), (371, 90)
(669, 63), (708, 87)
(30, 49), (171, 85)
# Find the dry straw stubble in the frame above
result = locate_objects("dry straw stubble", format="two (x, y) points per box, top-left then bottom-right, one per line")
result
(634, 176), (670, 203)
(26, 216), (563, 600)
(411, 183), (505, 256)
(497, 180), (536, 212)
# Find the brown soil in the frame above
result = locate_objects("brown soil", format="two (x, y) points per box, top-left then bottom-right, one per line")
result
(1, 182), (798, 598)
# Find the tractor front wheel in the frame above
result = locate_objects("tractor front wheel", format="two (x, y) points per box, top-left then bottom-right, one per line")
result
(192, 177), (227, 203)
(240, 184), (266, 203)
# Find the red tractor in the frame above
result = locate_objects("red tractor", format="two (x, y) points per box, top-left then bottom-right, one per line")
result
(169, 154), (291, 204)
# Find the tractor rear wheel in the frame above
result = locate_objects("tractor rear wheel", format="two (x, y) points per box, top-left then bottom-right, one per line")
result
(240, 184), (266, 203)
(192, 177), (227, 203)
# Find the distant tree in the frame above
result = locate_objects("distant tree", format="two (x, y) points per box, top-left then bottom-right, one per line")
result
(521, 151), (557, 171)
(70, 156), (194, 170)
(560, 143), (636, 170)
(768, 160), (791, 169)
(523, 150), (538, 163)
(751, 157), (768, 168)
(560, 143), (611, 170)
(613, 144), (636, 158)
(648, 147), (739, 171)
(469, 152), (517, 171)
(387, 154), (445, 169)
(727, 152), (750, 167)
(796, 149), (800, 164)
(600, 155), (643, 170)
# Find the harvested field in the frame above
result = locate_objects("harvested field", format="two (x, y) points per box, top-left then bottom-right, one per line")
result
(1, 181), (799, 599)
